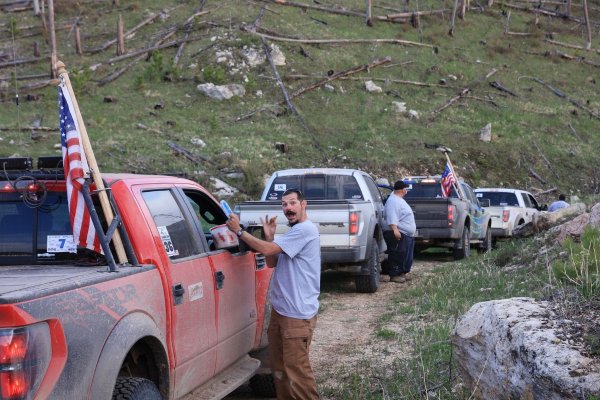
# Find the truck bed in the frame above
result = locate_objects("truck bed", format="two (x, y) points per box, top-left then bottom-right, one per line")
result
(0, 264), (155, 304)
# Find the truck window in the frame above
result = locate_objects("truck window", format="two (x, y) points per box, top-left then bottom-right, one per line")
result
(181, 189), (227, 246)
(0, 190), (100, 265)
(527, 194), (540, 209)
(476, 192), (519, 207)
(265, 176), (301, 200)
(266, 174), (362, 200)
(521, 193), (533, 208)
(304, 175), (325, 199)
(404, 181), (457, 199)
(362, 175), (382, 203)
(142, 190), (201, 260)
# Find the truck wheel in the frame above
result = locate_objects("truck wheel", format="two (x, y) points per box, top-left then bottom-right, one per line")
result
(478, 226), (492, 253)
(355, 242), (380, 293)
(249, 373), (276, 397)
(453, 226), (470, 260)
(112, 377), (161, 400)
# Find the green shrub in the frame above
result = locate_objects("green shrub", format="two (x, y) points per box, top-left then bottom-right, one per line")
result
(202, 65), (227, 84)
(142, 52), (178, 83)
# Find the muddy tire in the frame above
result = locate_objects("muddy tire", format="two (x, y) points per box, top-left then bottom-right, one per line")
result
(112, 377), (161, 400)
(453, 226), (470, 260)
(249, 373), (276, 397)
(355, 242), (380, 293)
(478, 226), (492, 253)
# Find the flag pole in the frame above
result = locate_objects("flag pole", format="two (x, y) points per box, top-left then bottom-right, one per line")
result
(56, 61), (128, 264)
(443, 151), (466, 200)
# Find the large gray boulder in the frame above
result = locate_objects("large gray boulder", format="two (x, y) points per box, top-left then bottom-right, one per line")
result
(196, 83), (246, 100)
(453, 298), (600, 399)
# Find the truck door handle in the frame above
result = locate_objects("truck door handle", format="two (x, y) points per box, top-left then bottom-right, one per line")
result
(173, 283), (185, 305)
(215, 271), (225, 290)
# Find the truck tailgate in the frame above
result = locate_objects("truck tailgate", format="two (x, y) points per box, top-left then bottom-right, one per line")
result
(0, 264), (155, 304)
(238, 200), (361, 247)
(409, 199), (452, 229)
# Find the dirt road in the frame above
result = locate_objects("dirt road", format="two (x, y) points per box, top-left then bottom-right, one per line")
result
(185, 254), (449, 400)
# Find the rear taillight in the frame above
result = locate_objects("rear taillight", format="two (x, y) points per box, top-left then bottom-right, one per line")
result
(448, 205), (455, 227)
(0, 324), (51, 400)
(349, 211), (359, 235)
(502, 210), (510, 223)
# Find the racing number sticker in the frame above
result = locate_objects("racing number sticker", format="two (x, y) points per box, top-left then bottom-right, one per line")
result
(47, 235), (77, 253)
(157, 226), (179, 257)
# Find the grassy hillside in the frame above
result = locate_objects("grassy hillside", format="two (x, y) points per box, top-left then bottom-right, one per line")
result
(1, 0), (599, 203)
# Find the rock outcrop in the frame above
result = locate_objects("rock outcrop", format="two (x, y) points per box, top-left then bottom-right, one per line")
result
(453, 298), (600, 399)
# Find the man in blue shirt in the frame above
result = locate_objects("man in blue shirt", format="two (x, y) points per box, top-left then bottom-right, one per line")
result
(226, 189), (320, 399)
(548, 193), (570, 212)
(383, 180), (416, 283)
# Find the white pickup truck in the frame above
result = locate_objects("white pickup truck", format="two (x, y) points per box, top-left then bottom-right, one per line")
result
(473, 188), (545, 239)
(235, 168), (387, 293)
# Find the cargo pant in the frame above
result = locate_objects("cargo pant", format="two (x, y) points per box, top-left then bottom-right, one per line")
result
(267, 309), (319, 400)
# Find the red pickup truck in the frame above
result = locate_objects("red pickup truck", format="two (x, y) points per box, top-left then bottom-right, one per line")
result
(0, 157), (274, 399)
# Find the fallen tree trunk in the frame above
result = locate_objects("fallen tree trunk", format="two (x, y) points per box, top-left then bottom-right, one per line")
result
(544, 38), (600, 53)
(377, 9), (448, 21)
(241, 24), (436, 48)
(0, 56), (50, 69)
(284, 74), (454, 88)
(287, 56), (391, 100)
(0, 126), (59, 132)
(259, 0), (365, 18)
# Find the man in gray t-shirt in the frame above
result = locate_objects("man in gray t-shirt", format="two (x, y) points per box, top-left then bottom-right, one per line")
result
(383, 180), (416, 283)
(226, 189), (320, 400)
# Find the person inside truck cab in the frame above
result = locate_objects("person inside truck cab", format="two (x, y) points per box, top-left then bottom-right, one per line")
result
(225, 188), (321, 400)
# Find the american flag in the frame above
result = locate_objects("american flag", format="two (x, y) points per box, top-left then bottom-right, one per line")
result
(59, 84), (102, 253)
(441, 163), (456, 198)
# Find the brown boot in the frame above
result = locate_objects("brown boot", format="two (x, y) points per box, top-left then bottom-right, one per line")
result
(390, 275), (407, 283)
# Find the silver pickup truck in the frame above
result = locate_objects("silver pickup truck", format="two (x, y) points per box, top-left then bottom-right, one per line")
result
(235, 168), (387, 293)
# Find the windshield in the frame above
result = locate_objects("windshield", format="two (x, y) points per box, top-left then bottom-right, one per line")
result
(0, 189), (103, 266)
(475, 191), (519, 207)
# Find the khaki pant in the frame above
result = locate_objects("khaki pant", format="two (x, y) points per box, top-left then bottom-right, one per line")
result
(267, 309), (319, 400)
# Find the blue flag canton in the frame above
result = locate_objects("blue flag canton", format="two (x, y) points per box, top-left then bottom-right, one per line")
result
(58, 87), (76, 147)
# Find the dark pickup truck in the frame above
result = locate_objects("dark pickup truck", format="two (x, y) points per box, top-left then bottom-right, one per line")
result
(381, 176), (492, 259)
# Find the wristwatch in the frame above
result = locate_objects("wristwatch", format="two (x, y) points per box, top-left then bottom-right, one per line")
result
(236, 229), (244, 238)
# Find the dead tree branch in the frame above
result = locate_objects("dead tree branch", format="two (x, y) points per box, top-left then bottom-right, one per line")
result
(88, 7), (181, 54)
(236, 56), (392, 122)
(432, 68), (497, 114)
(98, 29), (178, 86)
(527, 77), (600, 121)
